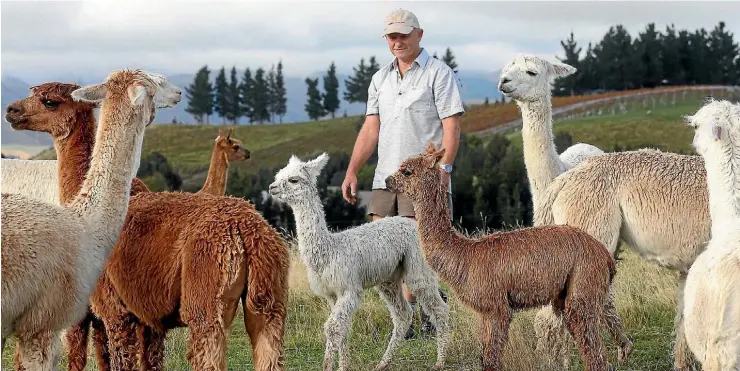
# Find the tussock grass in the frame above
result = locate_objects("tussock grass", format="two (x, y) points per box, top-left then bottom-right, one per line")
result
(1, 241), (680, 370)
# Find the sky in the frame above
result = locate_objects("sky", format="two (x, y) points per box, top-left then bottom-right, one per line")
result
(2, 0), (739, 83)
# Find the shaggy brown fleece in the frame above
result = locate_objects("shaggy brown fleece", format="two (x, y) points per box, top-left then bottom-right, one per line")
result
(385, 143), (620, 371)
(90, 191), (289, 370)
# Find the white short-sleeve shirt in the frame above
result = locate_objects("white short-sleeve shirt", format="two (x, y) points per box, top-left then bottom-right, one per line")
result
(366, 48), (465, 190)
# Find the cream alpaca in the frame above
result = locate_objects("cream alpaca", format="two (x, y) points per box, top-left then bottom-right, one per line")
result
(498, 54), (632, 366)
(683, 100), (740, 371)
(269, 153), (450, 371)
(533, 138), (712, 368)
(1, 69), (181, 370)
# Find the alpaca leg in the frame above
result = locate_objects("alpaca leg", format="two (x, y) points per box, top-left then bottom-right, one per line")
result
(374, 282), (413, 371)
(480, 310), (511, 371)
(413, 285), (451, 369)
(138, 325), (166, 371)
(16, 330), (62, 371)
(243, 296), (287, 371)
(104, 313), (141, 371)
(534, 305), (572, 369)
(91, 316), (111, 371)
(673, 272), (699, 371)
(322, 291), (361, 371)
(65, 311), (93, 371)
(563, 297), (609, 371)
(602, 286), (633, 362)
(185, 320), (227, 371)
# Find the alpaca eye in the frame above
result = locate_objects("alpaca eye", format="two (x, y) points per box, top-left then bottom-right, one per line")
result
(402, 169), (412, 176)
(42, 100), (60, 109)
(526, 71), (537, 76)
(288, 177), (299, 184)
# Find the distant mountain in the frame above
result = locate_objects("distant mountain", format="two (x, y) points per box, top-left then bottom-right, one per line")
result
(1, 69), (502, 145)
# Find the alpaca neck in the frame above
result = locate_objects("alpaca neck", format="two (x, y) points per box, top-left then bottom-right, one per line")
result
(519, 97), (565, 208)
(70, 100), (147, 236)
(290, 189), (333, 270)
(411, 180), (472, 288)
(703, 143), (740, 237)
(198, 148), (229, 196)
(55, 109), (96, 205)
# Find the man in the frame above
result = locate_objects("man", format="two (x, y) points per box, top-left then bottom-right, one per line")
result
(341, 8), (464, 339)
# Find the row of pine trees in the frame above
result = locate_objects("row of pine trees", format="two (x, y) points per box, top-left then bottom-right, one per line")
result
(184, 49), (458, 124)
(184, 21), (737, 125)
(555, 21), (739, 95)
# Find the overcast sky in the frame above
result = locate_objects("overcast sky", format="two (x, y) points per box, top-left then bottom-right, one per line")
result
(2, 1), (738, 83)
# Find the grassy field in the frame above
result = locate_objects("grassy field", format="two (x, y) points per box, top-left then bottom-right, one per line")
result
(8, 89), (730, 370)
(1, 244), (680, 371)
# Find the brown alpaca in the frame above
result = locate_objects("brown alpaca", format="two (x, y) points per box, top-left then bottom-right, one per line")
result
(4, 83), (254, 370)
(385, 144), (620, 371)
(37, 99), (287, 369)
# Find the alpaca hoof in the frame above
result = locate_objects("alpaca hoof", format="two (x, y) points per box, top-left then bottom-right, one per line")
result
(618, 340), (634, 362)
(433, 361), (444, 370)
(374, 361), (390, 371)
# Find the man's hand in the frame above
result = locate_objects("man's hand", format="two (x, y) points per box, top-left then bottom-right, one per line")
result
(342, 172), (358, 204)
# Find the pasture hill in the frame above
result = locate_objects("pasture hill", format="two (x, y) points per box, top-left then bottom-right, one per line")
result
(31, 84), (740, 189)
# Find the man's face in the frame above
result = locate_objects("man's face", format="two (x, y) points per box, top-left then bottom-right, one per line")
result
(385, 28), (423, 60)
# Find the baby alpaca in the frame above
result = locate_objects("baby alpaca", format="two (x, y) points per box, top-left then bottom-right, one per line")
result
(683, 100), (740, 371)
(268, 153), (450, 371)
(385, 143), (620, 371)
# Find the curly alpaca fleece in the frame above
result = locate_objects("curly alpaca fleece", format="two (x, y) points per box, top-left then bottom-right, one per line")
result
(269, 153), (451, 371)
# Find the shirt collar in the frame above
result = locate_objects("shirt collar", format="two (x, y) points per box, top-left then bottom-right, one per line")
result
(390, 47), (430, 70)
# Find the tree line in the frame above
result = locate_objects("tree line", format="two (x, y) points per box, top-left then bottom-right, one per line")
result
(184, 48), (460, 124)
(185, 62), (288, 125)
(555, 21), (739, 96)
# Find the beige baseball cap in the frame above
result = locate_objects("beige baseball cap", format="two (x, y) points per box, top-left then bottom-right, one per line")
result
(383, 8), (420, 36)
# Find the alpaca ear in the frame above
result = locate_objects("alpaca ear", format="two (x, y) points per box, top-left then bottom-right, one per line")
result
(424, 142), (437, 154)
(127, 85), (148, 106)
(226, 128), (232, 140)
(425, 147), (446, 168)
(307, 153), (329, 171)
(71, 84), (107, 104)
(550, 62), (577, 78)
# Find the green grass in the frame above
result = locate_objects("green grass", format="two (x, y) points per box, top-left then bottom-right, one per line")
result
(505, 100), (704, 155)
(1, 247), (681, 371)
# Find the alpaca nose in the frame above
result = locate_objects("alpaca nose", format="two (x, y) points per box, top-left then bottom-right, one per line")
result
(242, 147), (251, 159)
(501, 77), (511, 84)
(268, 184), (277, 193)
(6, 104), (22, 115)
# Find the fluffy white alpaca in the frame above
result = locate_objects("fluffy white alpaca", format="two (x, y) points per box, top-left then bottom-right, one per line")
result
(683, 99), (740, 371)
(498, 54), (631, 367)
(268, 153), (450, 371)
(1, 70), (181, 369)
(1, 159), (59, 204)
(498, 54), (605, 209)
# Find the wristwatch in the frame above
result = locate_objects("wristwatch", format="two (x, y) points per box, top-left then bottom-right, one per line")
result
(440, 163), (453, 173)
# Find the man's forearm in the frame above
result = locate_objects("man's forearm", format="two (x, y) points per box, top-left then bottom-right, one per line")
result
(440, 115), (461, 165)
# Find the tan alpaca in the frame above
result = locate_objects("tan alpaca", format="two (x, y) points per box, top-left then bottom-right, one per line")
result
(1, 69), (181, 369)
(385, 143), (620, 371)
(197, 128), (251, 195)
(498, 54), (632, 366)
(682, 100), (740, 371)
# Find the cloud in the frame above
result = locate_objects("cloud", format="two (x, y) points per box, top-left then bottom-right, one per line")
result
(2, 1), (737, 83)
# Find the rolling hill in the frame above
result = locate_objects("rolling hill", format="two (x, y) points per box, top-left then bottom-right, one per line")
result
(0, 68), (503, 146)
(30, 85), (740, 190)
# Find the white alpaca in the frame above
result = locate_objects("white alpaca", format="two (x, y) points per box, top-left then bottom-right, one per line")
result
(268, 153), (450, 371)
(1, 69), (181, 370)
(497, 54), (605, 209)
(1, 159), (59, 204)
(683, 99), (740, 371)
(498, 54), (632, 366)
